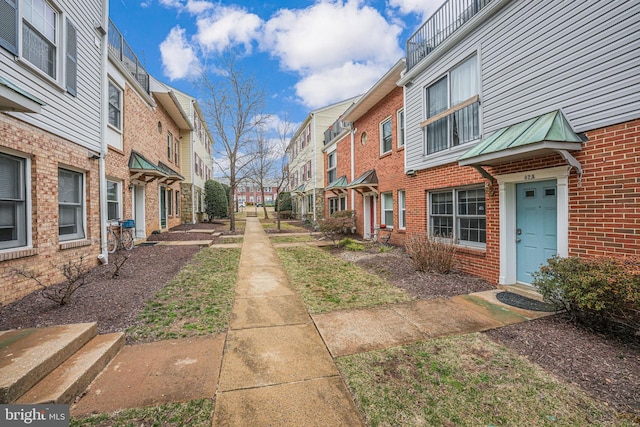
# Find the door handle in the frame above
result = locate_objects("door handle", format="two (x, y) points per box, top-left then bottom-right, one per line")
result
(516, 238), (521, 243)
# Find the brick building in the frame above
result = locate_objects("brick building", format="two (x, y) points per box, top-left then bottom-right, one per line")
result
(400, 0), (640, 286)
(0, 0), (107, 304)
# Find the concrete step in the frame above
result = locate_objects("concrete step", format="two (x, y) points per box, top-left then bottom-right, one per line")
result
(16, 332), (125, 404)
(0, 323), (97, 403)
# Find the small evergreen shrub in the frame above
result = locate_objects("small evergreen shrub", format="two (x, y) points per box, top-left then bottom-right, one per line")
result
(533, 256), (640, 335)
(204, 180), (228, 219)
(404, 233), (457, 274)
(338, 238), (364, 251)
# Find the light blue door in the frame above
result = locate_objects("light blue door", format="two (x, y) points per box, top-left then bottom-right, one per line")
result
(516, 180), (557, 284)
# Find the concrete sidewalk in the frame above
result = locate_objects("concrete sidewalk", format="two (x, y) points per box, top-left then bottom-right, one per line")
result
(212, 217), (365, 426)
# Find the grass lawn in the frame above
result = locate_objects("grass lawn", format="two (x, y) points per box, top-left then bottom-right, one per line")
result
(337, 333), (632, 427)
(261, 221), (307, 232)
(127, 247), (240, 342)
(277, 246), (411, 313)
(71, 398), (213, 427)
(269, 235), (315, 243)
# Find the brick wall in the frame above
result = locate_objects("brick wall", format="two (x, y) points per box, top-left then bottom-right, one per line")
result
(106, 86), (184, 236)
(1, 114), (101, 305)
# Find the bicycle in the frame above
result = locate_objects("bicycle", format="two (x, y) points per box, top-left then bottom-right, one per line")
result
(106, 219), (135, 253)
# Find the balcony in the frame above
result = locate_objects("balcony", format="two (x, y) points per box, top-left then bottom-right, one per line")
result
(108, 19), (150, 93)
(406, 0), (492, 71)
(324, 118), (348, 145)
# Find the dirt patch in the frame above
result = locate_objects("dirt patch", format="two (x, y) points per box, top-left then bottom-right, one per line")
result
(0, 245), (201, 337)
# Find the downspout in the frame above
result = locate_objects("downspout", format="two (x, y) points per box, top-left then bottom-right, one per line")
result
(350, 126), (355, 211)
(311, 113), (317, 222)
(190, 100), (196, 224)
(99, 0), (109, 263)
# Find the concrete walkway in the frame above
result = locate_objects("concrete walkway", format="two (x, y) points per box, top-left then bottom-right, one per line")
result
(212, 217), (365, 426)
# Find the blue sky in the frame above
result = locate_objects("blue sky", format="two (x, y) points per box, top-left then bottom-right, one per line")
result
(109, 0), (445, 126)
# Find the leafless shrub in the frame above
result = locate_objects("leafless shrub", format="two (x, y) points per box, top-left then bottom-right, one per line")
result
(318, 213), (356, 246)
(404, 233), (457, 273)
(16, 256), (89, 306)
(111, 251), (131, 279)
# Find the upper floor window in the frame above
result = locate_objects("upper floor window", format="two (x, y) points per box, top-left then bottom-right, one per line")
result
(58, 168), (85, 241)
(380, 117), (392, 154)
(327, 151), (336, 184)
(174, 138), (179, 164)
(424, 54), (479, 155)
(0, 153), (28, 250)
(108, 81), (122, 130)
(167, 132), (173, 161)
(22, 0), (57, 78)
(397, 109), (405, 148)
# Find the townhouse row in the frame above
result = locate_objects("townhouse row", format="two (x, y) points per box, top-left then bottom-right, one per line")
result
(288, 0), (640, 288)
(0, 2), (213, 305)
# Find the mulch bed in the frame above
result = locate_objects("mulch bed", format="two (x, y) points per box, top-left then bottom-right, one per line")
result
(1, 230), (638, 417)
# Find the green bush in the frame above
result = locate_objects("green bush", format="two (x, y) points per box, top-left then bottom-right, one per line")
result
(533, 256), (640, 334)
(338, 238), (364, 252)
(276, 192), (292, 211)
(204, 180), (228, 219)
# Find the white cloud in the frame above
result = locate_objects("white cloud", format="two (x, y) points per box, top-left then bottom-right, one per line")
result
(158, 0), (182, 9)
(295, 62), (386, 109)
(185, 0), (213, 14)
(387, 0), (444, 22)
(159, 26), (202, 80)
(194, 5), (262, 54)
(260, 0), (403, 108)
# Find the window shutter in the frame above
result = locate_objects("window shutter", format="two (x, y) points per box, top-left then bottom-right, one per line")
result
(65, 19), (78, 96)
(0, 0), (18, 55)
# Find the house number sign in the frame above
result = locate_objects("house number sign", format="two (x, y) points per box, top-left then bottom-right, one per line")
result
(523, 174), (536, 181)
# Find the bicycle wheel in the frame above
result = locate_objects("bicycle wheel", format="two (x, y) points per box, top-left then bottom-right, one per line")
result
(121, 229), (134, 250)
(106, 228), (117, 253)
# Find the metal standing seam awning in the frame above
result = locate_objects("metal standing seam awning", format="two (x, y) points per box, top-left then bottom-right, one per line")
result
(325, 175), (349, 195)
(157, 161), (184, 185)
(347, 169), (378, 194)
(458, 109), (585, 182)
(291, 184), (306, 196)
(128, 150), (167, 183)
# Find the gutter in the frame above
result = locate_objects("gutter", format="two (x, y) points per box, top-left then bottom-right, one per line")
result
(99, 0), (109, 263)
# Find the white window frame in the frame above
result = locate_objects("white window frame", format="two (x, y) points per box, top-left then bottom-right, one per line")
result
(428, 186), (486, 248)
(108, 80), (122, 131)
(106, 179), (122, 222)
(398, 190), (406, 229)
(21, 0), (59, 80)
(167, 132), (173, 161)
(58, 167), (85, 242)
(328, 197), (338, 216)
(327, 151), (337, 184)
(397, 109), (405, 148)
(0, 151), (31, 251)
(380, 117), (393, 155)
(381, 192), (393, 228)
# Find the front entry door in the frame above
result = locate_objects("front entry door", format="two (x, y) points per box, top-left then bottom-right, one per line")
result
(160, 188), (167, 229)
(516, 180), (557, 284)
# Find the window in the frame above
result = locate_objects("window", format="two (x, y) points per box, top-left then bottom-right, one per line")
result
(397, 109), (405, 147)
(108, 81), (122, 130)
(58, 168), (85, 241)
(398, 190), (406, 229)
(339, 196), (346, 211)
(106, 180), (121, 221)
(167, 189), (173, 216)
(429, 187), (485, 246)
(380, 118), (392, 154)
(328, 197), (338, 216)
(175, 191), (180, 216)
(307, 161), (312, 179)
(0, 153), (28, 250)
(424, 54), (479, 155)
(381, 192), (393, 227)
(306, 194), (313, 214)
(174, 139), (179, 164)
(167, 132), (173, 160)
(22, 0), (57, 78)
(327, 151), (336, 184)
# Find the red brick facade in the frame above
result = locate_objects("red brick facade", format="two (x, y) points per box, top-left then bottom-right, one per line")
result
(0, 114), (101, 305)
(106, 86), (183, 237)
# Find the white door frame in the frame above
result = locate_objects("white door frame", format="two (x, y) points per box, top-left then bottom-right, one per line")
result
(496, 166), (571, 285)
(132, 185), (146, 239)
(363, 192), (377, 239)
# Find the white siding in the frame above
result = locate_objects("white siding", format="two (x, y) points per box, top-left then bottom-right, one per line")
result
(405, 0), (640, 171)
(1, 0), (105, 151)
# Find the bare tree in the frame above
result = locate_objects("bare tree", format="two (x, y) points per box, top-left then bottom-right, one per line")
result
(200, 51), (268, 231)
(246, 125), (277, 219)
(273, 116), (293, 231)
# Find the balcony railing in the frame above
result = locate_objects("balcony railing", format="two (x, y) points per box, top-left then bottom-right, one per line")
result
(324, 118), (348, 145)
(406, 0), (492, 71)
(108, 19), (150, 93)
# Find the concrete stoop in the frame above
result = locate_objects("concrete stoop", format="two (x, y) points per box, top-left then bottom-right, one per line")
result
(0, 322), (124, 404)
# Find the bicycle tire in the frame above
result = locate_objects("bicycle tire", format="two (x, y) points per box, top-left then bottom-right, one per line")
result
(121, 229), (134, 250)
(106, 228), (117, 253)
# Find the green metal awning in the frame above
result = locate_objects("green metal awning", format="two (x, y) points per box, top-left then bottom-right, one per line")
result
(0, 75), (45, 113)
(157, 161), (184, 185)
(347, 169), (378, 194)
(325, 175), (349, 194)
(459, 110), (583, 167)
(291, 184), (306, 195)
(129, 150), (166, 183)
